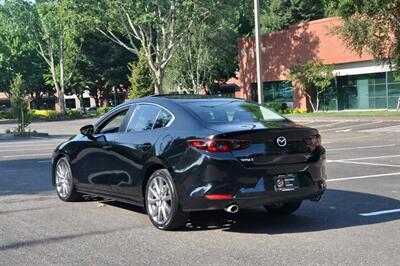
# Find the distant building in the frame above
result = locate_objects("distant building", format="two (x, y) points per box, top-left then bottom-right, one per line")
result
(228, 17), (400, 111)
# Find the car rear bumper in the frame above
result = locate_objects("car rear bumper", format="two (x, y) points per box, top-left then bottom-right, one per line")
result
(174, 147), (327, 212)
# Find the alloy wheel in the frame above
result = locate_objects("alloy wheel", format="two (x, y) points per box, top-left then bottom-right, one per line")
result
(147, 175), (173, 225)
(55, 158), (72, 199)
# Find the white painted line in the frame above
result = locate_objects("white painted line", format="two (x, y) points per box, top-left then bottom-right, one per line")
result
(321, 121), (382, 132)
(360, 209), (400, 217)
(335, 129), (352, 132)
(2, 153), (52, 159)
(328, 144), (397, 151)
(0, 140), (65, 146)
(0, 147), (55, 153)
(328, 154), (400, 162)
(312, 121), (346, 128)
(328, 160), (400, 168)
(327, 172), (400, 182)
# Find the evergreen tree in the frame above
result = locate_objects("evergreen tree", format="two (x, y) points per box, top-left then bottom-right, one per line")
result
(10, 74), (30, 132)
(128, 48), (154, 99)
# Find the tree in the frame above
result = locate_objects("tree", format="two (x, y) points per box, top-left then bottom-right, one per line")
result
(10, 74), (30, 132)
(70, 31), (133, 107)
(0, 0), (47, 99)
(166, 5), (239, 93)
(128, 48), (153, 99)
(94, 0), (221, 95)
(335, 0), (399, 74)
(288, 60), (334, 112)
(27, 0), (91, 114)
(261, 0), (325, 33)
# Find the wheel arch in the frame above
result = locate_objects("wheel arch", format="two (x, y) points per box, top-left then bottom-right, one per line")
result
(141, 157), (172, 198)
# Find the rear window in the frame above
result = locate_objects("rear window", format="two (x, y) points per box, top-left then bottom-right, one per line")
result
(184, 101), (286, 123)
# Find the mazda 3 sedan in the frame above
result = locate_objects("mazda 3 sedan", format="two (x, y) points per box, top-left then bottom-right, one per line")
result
(52, 95), (327, 230)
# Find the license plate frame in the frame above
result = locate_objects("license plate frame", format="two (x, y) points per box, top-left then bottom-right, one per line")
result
(273, 174), (299, 192)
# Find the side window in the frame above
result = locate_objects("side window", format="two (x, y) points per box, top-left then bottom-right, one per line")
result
(97, 109), (128, 134)
(127, 105), (161, 132)
(154, 110), (173, 129)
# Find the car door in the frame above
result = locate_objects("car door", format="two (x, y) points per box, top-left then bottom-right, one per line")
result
(110, 104), (174, 200)
(73, 106), (132, 194)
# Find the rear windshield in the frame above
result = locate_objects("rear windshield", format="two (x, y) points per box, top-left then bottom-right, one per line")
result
(184, 101), (286, 123)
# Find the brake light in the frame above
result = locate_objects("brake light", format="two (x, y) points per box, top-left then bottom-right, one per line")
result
(187, 139), (251, 152)
(304, 134), (321, 151)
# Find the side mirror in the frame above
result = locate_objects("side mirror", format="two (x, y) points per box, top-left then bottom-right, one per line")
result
(80, 125), (94, 137)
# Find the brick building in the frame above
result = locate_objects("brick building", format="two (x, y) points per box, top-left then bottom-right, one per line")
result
(228, 17), (400, 110)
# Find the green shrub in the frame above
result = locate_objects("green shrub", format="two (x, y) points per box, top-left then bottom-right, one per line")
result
(96, 107), (111, 116)
(267, 102), (289, 113)
(283, 108), (308, 114)
(0, 111), (14, 119)
(66, 110), (81, 118)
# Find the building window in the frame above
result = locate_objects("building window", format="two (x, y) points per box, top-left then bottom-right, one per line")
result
(336, 72), (400, 110)
(83, 98), (91, 108)
(252, 81), (293, 104)
(65, 99), (76, 109)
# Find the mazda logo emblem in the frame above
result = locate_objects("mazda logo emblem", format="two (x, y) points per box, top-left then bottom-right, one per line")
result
(276, 136), (287, 147)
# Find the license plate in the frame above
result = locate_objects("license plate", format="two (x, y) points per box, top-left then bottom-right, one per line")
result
(273, 174), (299, 192)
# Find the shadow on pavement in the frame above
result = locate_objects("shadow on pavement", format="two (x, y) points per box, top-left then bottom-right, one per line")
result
(185, 189), (400, 233)
(0, 158), (53, 196)
(0, 227), (133, 252)
(99, 189), (400, 234)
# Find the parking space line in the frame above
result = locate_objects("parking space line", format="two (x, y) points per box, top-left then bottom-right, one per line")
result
(327, 160), (400, 168)
(2, 153), (52, 159)
(327, 154), (400, 162)
(360, 209), (400, 217)
(0, 147), (56, 153)
(327, 172), (400, 182)
(320, 121), (382, 132)
(327, 144), (397, 151)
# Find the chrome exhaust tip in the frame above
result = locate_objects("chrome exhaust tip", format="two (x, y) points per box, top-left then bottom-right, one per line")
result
(224, 204), (239, 213)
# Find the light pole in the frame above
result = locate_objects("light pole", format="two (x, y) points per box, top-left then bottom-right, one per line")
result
(254, 0), (264, 104)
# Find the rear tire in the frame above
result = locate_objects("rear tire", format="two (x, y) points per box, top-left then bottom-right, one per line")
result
(145, 169), (188, 230)
(54, 157), (82, 202)
(264, 201), (302, 215)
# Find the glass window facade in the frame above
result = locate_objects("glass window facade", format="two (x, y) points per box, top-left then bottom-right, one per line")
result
(319, 71), (400, 110)
(252, 81), (293, 104)
(251, 72), (400, 110)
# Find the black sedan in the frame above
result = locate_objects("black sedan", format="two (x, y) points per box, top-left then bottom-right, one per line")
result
(52, 95), (326, 230)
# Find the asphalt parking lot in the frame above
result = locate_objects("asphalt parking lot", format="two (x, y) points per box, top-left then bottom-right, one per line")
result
(0, 118), (399, 265)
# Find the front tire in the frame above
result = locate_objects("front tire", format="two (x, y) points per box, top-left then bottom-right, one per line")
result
(145, 169), (188, 230)
(264, 201), (302, 215)
(54, 157), (82, 202)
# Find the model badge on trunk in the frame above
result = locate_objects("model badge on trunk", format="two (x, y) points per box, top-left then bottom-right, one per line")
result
(276, 136), (287, 147)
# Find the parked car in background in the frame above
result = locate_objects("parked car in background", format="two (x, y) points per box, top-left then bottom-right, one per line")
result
(52, 95), (327, 230)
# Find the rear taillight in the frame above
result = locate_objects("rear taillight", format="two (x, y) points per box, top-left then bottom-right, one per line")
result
(187, 139), (251, 152)
(304, 134), (321, 151)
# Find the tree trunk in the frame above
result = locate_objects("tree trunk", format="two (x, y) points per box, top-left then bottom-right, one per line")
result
(154, 69), (164, 95)
(304, 91), (316, 112)
(315, 93), (320, 112)
(59, 36), (66, 115)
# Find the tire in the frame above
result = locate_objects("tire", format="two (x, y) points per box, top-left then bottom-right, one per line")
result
(264, 201), (302, 215)
(54, 157), (82, 202)
(145, 169), (188, 230)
